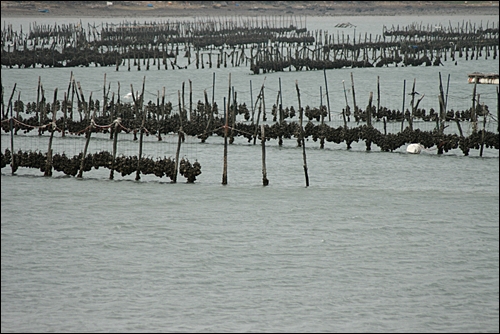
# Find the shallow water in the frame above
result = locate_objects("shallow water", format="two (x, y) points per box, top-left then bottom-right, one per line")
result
(1, 14), (499, 333)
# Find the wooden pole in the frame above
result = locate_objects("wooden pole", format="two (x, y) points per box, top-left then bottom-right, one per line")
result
(77, 97), (96, 178)
(9, 84), (16, 175)
(366, 91), (373, 151)
(409, 78), (416, 131)
(102, 73), (107, 117)
(212, 72), (215, 116)
(135, 77), (147, 181)
(222, 96), (228, 185)
(44, 88), (58, 177)
(278, 77), (283, 146)
(109, 118), (119, 180)
(471, 81), (478, 133)
(295, 80), (309, 187)
(189, 79), (193, 120)
(480, 103), (487, 157)
(230, 88), (236, 144)
(342, 80), (349, 128)
(173, 90), (183, 183)
(400, 79), (406, 132)
(62, 92), (67, 137)
(377, 76), (381, 118)
(250, 79), (255, 122)
(36, 76), (41, 125)
(350, 72), (358, 120)
(323, 69), (331, 121)
(261, 124), (269, 186)
(497, 86), (499, 133)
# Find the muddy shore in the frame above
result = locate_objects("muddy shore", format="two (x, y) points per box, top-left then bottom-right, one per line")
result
(1, 1), (498, 18)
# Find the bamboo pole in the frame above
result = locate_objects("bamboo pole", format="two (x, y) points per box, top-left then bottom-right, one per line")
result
(497, 86), (499, 133)
(135, 76), (146, 181)
(366, 91), (373, 151)
(342, 80), (349, 128)
(173, 90), (183, 183)
(480, 103), (487, 157)
(44, 88), (58, 177)
(400, 79), (406, 132)
(109, 118), (119, 180)
(77, 97), (96, 178)
(261, 124), (269, 186)
(189, 79), (193, 120)
(350, 72), (358, 120)
(62, 92), (67, 137)
(278, 77), (283, 146)
(323, 69), (331, 122)
(9, 84), (16, 175)
(409, 78), (416, 131)
(471, 81), (478, 133)
(222, 96), (228, 185)
(230, 88), (236, 144)
(295, 80), (309, 187)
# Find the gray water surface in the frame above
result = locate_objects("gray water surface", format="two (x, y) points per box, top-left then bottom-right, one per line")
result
(1, 14), (499, 333)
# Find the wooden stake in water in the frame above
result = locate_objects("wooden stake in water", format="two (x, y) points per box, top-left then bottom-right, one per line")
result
(323, 69), (331, 122)
(480, 103), (487, 157)
(77, 96), (96, 178)
(471, 81), (478, 133)
(342, 80), (349, 128)
(261, 124), (269, 186)
(400, 79), (406, 132)
(222, 96), (228, 185)
(173, 90), (183, 184)
(9, 83), (17, 175)
(44, 88), (58, 177)
(295, 80), (309, 187)
(109, 119), (119, 180)
(135, 76), (146, 181)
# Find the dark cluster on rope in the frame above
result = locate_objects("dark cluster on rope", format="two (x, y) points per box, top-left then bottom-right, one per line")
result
(1, 148), (202, 182)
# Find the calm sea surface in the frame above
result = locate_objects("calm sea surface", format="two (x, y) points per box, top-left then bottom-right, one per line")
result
(1, 14), (499, 332)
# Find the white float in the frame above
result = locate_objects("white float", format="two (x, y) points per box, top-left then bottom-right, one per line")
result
(406, 143), (423, 154)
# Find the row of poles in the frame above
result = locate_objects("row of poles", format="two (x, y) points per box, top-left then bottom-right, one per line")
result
(5, 72), (498, 187)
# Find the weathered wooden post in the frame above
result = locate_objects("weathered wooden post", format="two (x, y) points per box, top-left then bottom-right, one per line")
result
(44, 88), (58, 177)
(278, 77), (284, 146)
(189, 79), (193, 120)
(471, 81), (478, 133)
(253, 78), (266, 144)
(9, 84), (16, 175)
(109, 118), (119, 180)
(173, 89), (183, 183)
(295, 80), (309, 187)
(366, 91), (373, 151)
(77, 94), (95, 179)
(323, 69), (331, 121)
(409, 78), (416, 131)
(230, 88), (236, 144)
(350, 72), (358, 121)
(135, 76), (146, 181)
(497, 86), (499, 133)
(400, 79), (406, 132)
(342, 80), (349, 128)
(261, 124), (269, 186)
(480, 103), (487, 157)
(250, 79), (254, 122)
(222, 96), (228, 185)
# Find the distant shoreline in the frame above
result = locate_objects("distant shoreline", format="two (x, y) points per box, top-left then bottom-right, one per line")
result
(1, 1), (498, 19)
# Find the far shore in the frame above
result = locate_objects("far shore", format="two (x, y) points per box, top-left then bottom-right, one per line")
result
(1, 1), (498, 19)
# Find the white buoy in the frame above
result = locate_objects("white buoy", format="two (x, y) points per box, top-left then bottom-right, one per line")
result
(406, 143), (423, 154)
